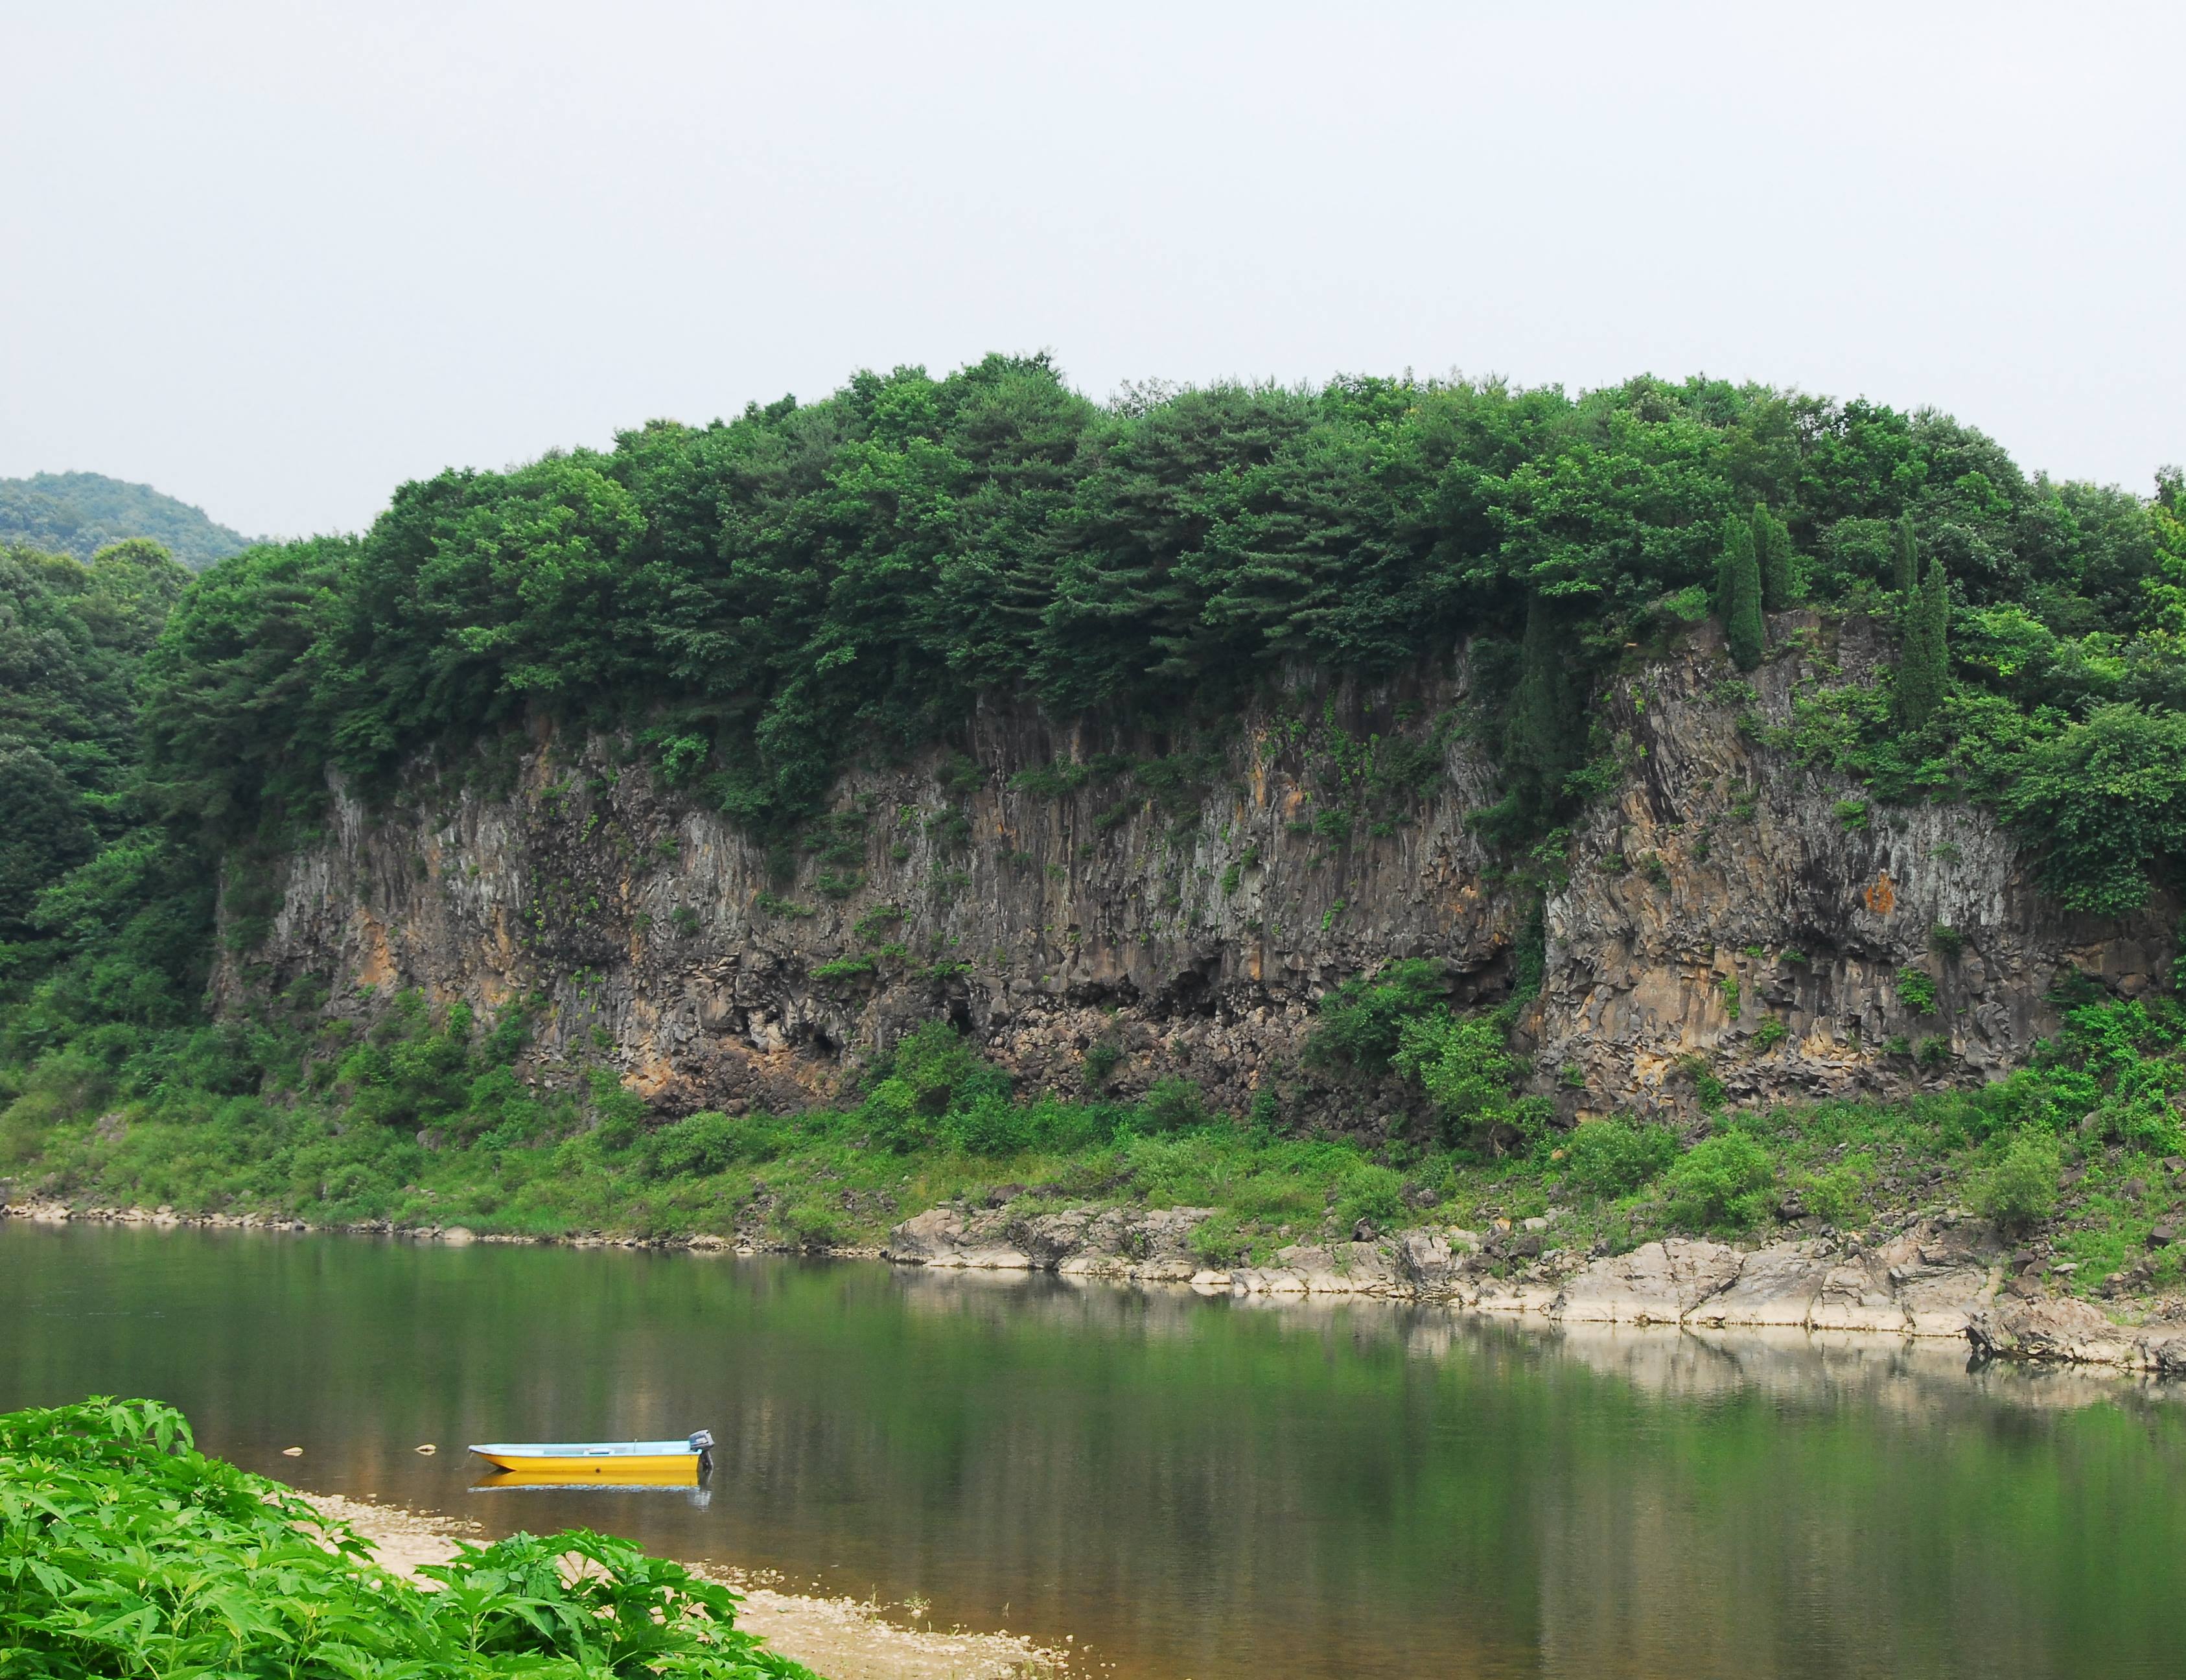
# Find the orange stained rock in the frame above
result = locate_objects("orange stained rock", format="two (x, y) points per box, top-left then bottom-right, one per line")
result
(1863, 871), (1896, 916)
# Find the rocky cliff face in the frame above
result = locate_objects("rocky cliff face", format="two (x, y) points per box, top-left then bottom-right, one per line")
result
(231, 614), (2173, 1125)
(1539, 612), (2174, 1117)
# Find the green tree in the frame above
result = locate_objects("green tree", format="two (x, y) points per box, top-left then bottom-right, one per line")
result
(1496, 590), (1588, 831)
(2003, 703), (2186, 912)
(1392, 1007), (1546, 1151)
(1975, 1126), (2061, 1231)
(1562, 1115), (1679, 1198)
(1664, 1131), (1776, 1231)
(1303, 959), (1452, 1074)
(1753, 503), (1795, 612)
(0, 745), (93, 938)
(1896, 551), (1949, 732)
(1892, 513), (1919, 596)
(1721, 516), (1765, 670)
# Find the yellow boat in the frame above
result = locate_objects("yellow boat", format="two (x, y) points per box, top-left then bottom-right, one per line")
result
(473, 1464), (703, 1489)
(467, 1432), (712, 1480)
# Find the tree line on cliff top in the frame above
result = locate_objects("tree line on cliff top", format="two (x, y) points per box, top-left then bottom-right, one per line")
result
(117, 356), (2186, 892)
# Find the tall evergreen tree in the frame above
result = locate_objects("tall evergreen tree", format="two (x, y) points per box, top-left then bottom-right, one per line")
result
(1503, 590), (1586, 829)
(1892, 513), (1919, 597)
(1754, 504), (1794, 612)
(1897, 552), (1950, 732)
(1722, 517), (1765, 670)
(1715, 517), (1741, 622)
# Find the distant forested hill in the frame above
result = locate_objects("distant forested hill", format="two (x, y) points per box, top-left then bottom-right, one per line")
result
(0, 472), (253, 570)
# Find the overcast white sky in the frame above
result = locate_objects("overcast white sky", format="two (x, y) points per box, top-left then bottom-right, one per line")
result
(3, 1), (2180, 540)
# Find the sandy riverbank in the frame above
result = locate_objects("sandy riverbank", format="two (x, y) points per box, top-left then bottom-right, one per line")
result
(295, 1488), (1065, 1680)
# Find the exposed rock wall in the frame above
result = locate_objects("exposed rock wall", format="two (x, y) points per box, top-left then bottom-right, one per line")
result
(1539, 612), (2176, 1117)
(231, 615), (2172, 1123)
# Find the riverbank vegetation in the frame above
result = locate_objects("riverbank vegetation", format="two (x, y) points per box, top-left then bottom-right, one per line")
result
(8, 979), (2183, 1297)
(0, 1396), (818, 1677)
(5, 361), (2186, 1296)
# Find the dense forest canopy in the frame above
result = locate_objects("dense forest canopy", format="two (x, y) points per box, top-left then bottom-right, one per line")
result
(0, 540), (191, 937)
(136, 360), (2186, 840)
(136, 356), (2186, 888)
(5, 356), (2186, 1110)
(0, 471), (253, 571)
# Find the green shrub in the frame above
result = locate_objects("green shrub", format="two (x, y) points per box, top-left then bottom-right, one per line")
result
(1189, 1211), (1248, 1266)
(853, 903), (905, 941)
(1137, 1077), (1213, 1134)
(1977, 1126), (2062, 1231)
(585, 1068), (647, 1152)
(779, 1196), (843, 1248)
(1391, 1007), (1548, 1150)
(1663, 1132), (1777, 1232)
(1010, 760), (1091, 799)
(1800, 1152), (1877, 1227)
(1674, 1051), (1728, 1109)
(0, 1051), (111, 1165)
(1082, 1036), (1122, 1090)
(1301, 959), (1449, 1074)
(338, 993), (476, 1132)
(859, 1021), (1010, 1152)
(1561, 1116), (1678, 1199)
(645, 1110), (786, 1176)
(1333, 1162), (1405, 1233)
(942, 1093), (1040, 1156)
(1752, 1017), (1789, 1049)
(1897, 967), (1938, 1014)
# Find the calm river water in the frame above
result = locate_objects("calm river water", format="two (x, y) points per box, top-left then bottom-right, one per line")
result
(4, 1220), (2183, 1678)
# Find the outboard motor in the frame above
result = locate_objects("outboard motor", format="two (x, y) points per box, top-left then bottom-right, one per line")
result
(688, 1429), (714, 1480)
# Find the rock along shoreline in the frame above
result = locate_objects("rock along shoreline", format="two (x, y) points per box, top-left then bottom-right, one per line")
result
(10, 1193), (2186, 1380)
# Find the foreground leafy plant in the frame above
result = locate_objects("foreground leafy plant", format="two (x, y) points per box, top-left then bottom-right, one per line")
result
(0, 1396), (819, 1678)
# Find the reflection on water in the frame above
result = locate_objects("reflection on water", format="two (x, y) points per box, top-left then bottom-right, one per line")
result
(3, 1220), (2181, 1679)
(474, 1469), (715, 1508)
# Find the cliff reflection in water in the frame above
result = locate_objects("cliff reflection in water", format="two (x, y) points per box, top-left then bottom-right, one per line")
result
(3, 1221), (2180, 1680)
